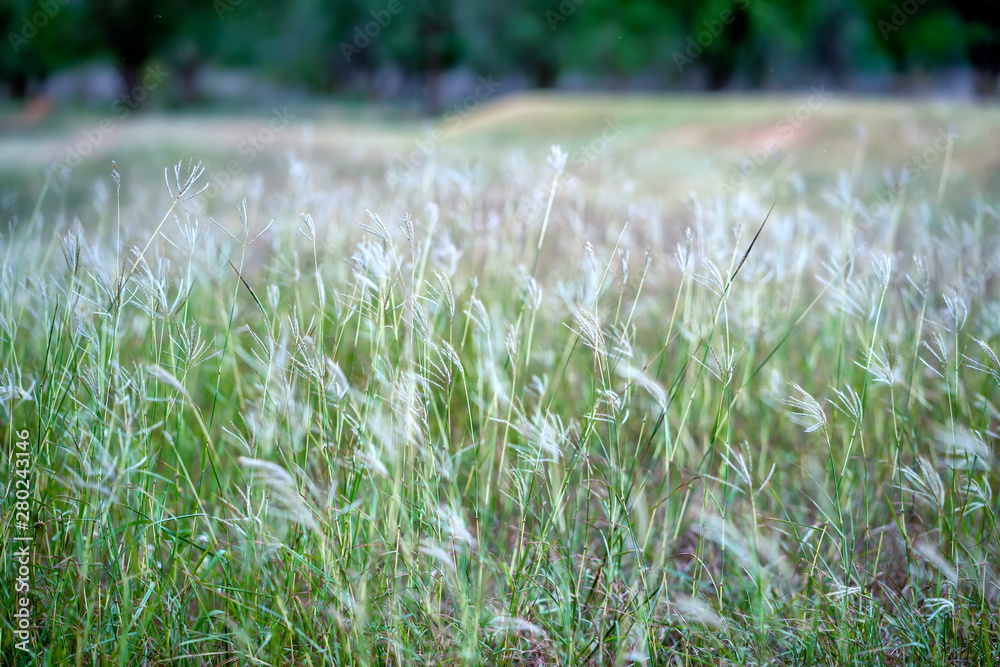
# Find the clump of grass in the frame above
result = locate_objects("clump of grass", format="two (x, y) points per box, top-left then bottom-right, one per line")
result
(1, 139), (999, 667)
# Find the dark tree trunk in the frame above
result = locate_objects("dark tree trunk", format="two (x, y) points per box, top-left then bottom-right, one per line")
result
(535, 57), (558, 89)
(10, 70), (28, 99)
(970, 41), (1000, 96)
(120, 62), (143, 108)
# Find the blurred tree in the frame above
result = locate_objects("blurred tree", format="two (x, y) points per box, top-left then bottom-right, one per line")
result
(565, 0), (679, 86)
(2, 0), (998, 104)
(857, 0), (968, 91)
(2, 0), (91, 98)
(86, 0), (203, 106)
(952, 0), (1000, 94)
(368, 0), (462, 109)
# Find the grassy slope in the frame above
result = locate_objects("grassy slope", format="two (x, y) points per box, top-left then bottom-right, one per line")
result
(1, 94), (999, 665)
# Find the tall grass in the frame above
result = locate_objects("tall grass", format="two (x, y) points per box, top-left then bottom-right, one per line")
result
(1, 140), (999, 666)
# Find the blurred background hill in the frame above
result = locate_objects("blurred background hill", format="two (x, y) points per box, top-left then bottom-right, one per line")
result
(2, 0), (998, 115)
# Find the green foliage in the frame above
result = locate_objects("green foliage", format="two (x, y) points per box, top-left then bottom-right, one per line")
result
(2, 0), (998, 99)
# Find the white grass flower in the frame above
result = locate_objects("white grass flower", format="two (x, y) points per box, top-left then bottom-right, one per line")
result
(360, 209), (391, 242)
(692, 337), (744, 388)
(418, 540), (457, 575)
(298, 211), (316, 241)
(967, 336), (1000, 386)
(505, 323), (519, 360)
(267, 283), (280, 313)
(934, 426), (992, 470)
(432, 270), (455, 318)
(829, 383), (865, 427)
(436, 504), (477, 549)
(60, 220), (82, 274)
(547, 144), (568, 175)
(914, 541), (959, 588)
(324, 358), (349, 402)
(400, 211), (415, 248)
(921, 597), (955, 621)
(671, 594), (726, 630)
(784, 382), (827, 433)
(957, 474), (992, 517)
(900, 456), (945, 509)
(521, 274), (542, 311)
(489, 614), (547, 638)
(719, 442), (775, 496)
(437, 339), (464, 380)
(610, 322), (634, 360)
(617, 363), (667, 411)
(527, 374), (549, 401)
(433, 235), (461, 276)
(571, 306), (606, 355)
(464, 295), (491, 335)
(906, 255), (930, 297)
(943, 289), (968, 332)
(674, 226), (693, 274)
(871, 252), (892, 291)
(858, 341), (901, 386)
(0, 367), (33, 412)
(921, 330), (949, 379)
(238, 457), (318, 532)
(827, 584), (863, 600)
(694, 257), (726, 297)
(171, 323), (219, 370)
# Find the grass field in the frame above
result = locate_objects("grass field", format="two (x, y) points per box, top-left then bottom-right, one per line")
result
(2, 94), (1000, 665)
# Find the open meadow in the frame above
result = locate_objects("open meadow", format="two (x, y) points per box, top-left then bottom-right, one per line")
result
(2, 94), (1000, 665)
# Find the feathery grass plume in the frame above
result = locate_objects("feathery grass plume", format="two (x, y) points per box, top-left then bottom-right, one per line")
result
(967, 336), (1000, 386)
(60, 218), (83, 274)
(692, 337), (745, 388)
(238, 457), (319, 532)
(956, 474), (993, 517)
(674, 226), (694, 275)
(571, 305), (607, 355)
(617, 362), (667, 411)
(694, 257), (726, 298)
(784, 382), (827, 433)
(858, 340), (901, 386)
(671, 594), (726, 630)
(921, 597), (956, 621)
(489, 614), (547, 639)
(914, 541), (960, 588)
(170, 322), (218, 370)
(465, 294), (491, 335)
(0, 366), (33, 414)
(720, 442), (775, 497)
(324, 357), (349, 402)
(900, 456), (945, 510)
(934, 425), (993, 470)
(943, 288), (969, 332)
(829, 382), (865, 427)
(921, 329), (951, 378)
